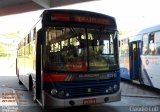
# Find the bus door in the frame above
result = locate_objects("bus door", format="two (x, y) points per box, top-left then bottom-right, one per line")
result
(35, 29), (43, 102)
(129, 41), (141, 82)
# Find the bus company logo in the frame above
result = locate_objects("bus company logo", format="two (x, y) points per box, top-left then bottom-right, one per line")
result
(146, 59), (149, 65)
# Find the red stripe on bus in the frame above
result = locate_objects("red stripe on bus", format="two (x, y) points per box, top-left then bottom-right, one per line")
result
(43, 73), (67, 82)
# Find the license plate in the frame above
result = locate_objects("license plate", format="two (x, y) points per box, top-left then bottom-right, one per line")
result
(83, 98), (96, 105)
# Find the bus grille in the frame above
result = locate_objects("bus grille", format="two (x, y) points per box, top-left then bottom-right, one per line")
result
(54, 79), (119, 98)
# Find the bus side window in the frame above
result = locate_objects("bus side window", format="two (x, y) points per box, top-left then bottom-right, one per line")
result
(142, 34), (149, 55)
(33, 27), (36, 40)
(149, 33), (156, 55)
(156, 46), (160, 55)
(154, 31), (160, 55)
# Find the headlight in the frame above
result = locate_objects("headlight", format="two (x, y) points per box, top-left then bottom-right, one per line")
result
(105, 89), (109, 93)
(58, 90), (65, 97)
(113, 84), (118, 90)
(50, 89), (57, 95)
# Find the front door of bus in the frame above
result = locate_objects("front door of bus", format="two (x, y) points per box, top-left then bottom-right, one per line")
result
(129, 41), (141, 81)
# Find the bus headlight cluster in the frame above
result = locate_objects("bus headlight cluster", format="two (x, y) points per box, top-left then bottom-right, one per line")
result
(50, 89), (70, 98)
(105, 89), (109, 93)
(105, 84), (118, 93)
(113, 84), (118, 90)
(58, 90), (65, 97)
(105, 86), (113, 93)
(50, 89), (58, 95)
(58, 91), (70, 97)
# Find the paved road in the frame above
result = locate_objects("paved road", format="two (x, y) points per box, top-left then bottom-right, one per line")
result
(0, 75), (159, 112)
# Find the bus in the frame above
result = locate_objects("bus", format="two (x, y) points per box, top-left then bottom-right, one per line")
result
(16, 9), (121, 108)
(119, 25), (160, 89)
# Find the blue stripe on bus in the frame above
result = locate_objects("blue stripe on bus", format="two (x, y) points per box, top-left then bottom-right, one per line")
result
(120, 68), (130, 80)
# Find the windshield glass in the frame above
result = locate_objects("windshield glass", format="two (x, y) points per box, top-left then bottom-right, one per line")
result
(44, 27), (118, 72)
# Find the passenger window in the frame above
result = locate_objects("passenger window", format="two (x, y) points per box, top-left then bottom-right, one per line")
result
(28, 33), (31, 43)
(142, 34), (148, 55)
(154, 32), (160, 55)
(119, 39), (129, 56)
(33, 27), (36, 40)
(149, 33), (156, 55)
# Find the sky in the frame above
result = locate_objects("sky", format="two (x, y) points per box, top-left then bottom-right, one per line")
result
(58, 0), (160, 33)
(0, 0), (160, 39)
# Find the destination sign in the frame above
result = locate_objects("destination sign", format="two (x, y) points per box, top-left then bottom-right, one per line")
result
(51, 13), (113, 25)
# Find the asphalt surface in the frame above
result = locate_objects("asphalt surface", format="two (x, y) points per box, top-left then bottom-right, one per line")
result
(0, 75), (159, 112)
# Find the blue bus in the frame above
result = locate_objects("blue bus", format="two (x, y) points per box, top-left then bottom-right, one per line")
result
(16, 9), (121, 108)
(119, 25), (160, 89)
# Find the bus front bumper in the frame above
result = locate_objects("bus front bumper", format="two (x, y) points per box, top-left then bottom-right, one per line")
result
(42, 90), (121, 108)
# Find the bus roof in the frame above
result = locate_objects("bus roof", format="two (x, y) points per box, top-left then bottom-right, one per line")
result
(42, 9), (115, 19)
(138, 25), (160, 34)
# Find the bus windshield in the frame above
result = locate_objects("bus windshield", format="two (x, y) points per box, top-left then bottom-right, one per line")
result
(44, 26), (118, 72)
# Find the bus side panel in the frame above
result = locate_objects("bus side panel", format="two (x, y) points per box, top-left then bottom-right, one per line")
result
(17, 55), (25, 83)
(141, 55), (160, 89)
(119, 55), (130, 80)
(29, 41), (36, 80)
(23, 42), (36, 90)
